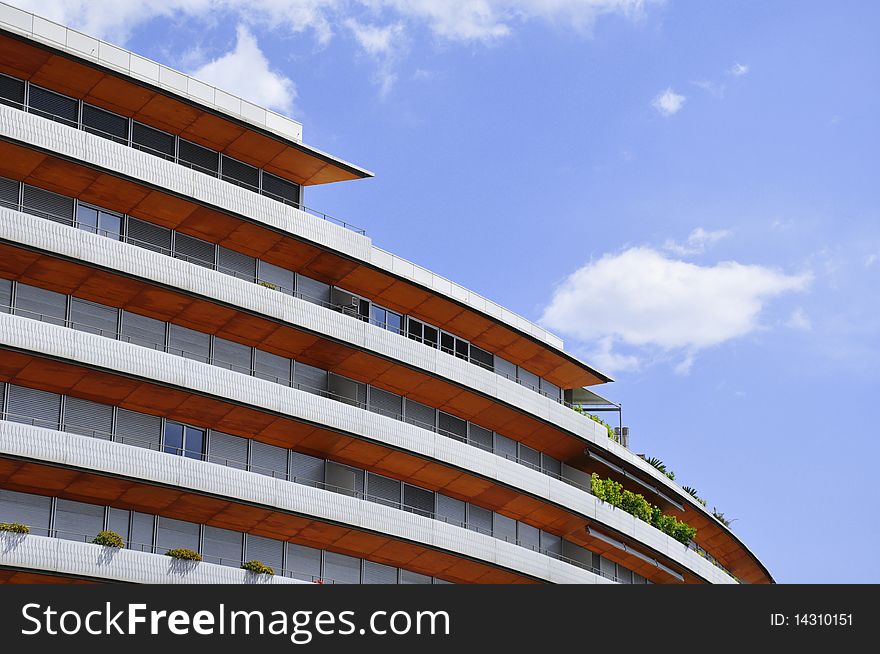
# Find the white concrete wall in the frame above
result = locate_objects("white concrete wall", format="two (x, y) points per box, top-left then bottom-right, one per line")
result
(0, 421), (616, 584)
(0, 532), (307, 584)
(0, 318), (735, 584)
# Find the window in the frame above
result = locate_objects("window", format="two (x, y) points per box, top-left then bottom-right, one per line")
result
(467, 505), (492, 535)
(28, 85), (78, 127)
(115, 409), (161, 450)
(211, 337), (252, 374)
(294, 361), (328, 395)
(435, 495), (466, 528)
(257, 260), (294, 294)
(407, 317), (438, 347)
(438, 412), (467, 442)
(440, 332), (468, 358)
(13, 283), (67, 326)
(399, 570), (432, 584)
(156, 516), (199, 553)
(81, 103), (128, 143)
(261, 172), (300, 206)
(107, 508), (130, 543)
(245, 534), (284, 573)
(76, 204), (122, 241)
(371, 305), (402, 334)
(5, 385), (61, 429)
(54, 499), (103, 541)
(203, 525), (242, 566)
(289, 451), (324, 487)
(221, 155), (259, 191)
(0, 175), (19, 209)
(363, 561), (398, 584)
(297, 275), (331, 307)
(325, 461), (364, 498)
(468, 424), (493, 452)
(0, 73), (25, 108)
(518, 443), (542, 471)
(131, 121), (175, 159)
(69, 297), (118, 337)
(493, 513), (517, 543)
(250, 441), (288, 479)
(253, 349), (292, 385)
(368, 387), (402, 419)
(168, 323), (210, 362)
(517, 522), (540, 551)
(494, 433), (517, 462)
(494, 356), (517, 382)
(517, 367), (541, 392)
(207, 431), (248, 470)
(323, 551), (361, 584)
(178, 139), (219, 175)
(331, 287), (369, 319)
(540, 531), (562, 559)
(328, 373), (366, 407)
(469, 344), (494, 371)
(64, 396), (113, 439)
(121, 310), (166, 350)
(403, 484), (434, 518)
(163, 421), (205, 459)
(286, 543), (322, 582)
(541, 454), (562, 478)
(0, 278), (9, 314)
(218, 246), (256, 283)
(540, 378), (561, 401)
(174, 232), (215, 268)
(126, 217), (172, 254)
(404, 398), (436, 430)
(130, 512), (155, 552)
(0, 489), (51, 536)
(367, 472), (401, 508)
(22, 184), (74, 224)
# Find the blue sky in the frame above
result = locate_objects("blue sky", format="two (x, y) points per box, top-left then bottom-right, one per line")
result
(17, 0), (880, 583)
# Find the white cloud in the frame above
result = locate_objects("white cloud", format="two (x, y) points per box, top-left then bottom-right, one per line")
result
(662, 227), (731, 256)
(651, 87), (685, 116)
(541, 247), (811, 372)
(6, 0), (651, 44)
(786, 308), (812, 331)
(865, 252), (879, 267)
(189, 25), (296, 113)
(729, 62), (749, 76)
(345, 19), (406, 96)
(691, 79), (725, 98)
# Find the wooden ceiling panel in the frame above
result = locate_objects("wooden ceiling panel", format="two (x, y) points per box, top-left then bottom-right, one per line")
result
(225, 130), (287, 167)
(29, 55), (103, 98)
(0, 141), (46, 179)
(223, 221), (287, 259)
(336, 267), (399, 300)
(26, 157), (100, 197)
(131, 190), (198, 227)
(180, 112), (247, 151)
(133, 93), (201, 135)
(84, 75), (154, 116)
(177, 205), (243, 243)
(81, 173), (153, 213)
(302, 251), (359, 286)
(0, 37), (51, 78)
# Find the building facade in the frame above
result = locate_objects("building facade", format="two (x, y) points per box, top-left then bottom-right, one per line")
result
(0, 3), (771, 585)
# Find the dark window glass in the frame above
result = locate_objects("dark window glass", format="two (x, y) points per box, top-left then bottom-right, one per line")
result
(126, 217), (172, 254)
(455, 337), (469, 360)
(81, 103), (128, 143)
(64, 395), (113, 440)
(399, 570), (432, 584)
(440, 332), (455, 355)
(54, 499), (103, 541)
(218, 246), (256, 282)
(541, 454), (562, 478)
(203, 525), (242, 566)
(436, 495), (466, 528)
(493, 513), (517, 543)
(0, 73), (25, 108)
(99, 211), (122, 240)
(22, 185), (74, 224)
(168, 323), (210, 362)
(0, 278), (11, 313)
(404, 398), (435, 431)
(323, 551), (361, 584)
(467, 505), (492, 535)
(367, 472), (401, 508)
(115, 409), (161, 450)
(518, 443), (542, 471)
(293, 362), (328, 395)
(328, 373), (366, 408)
(363, 561), (398, 584)
(5, 384), (61, 430)
(468, 424), (493, 452)
(107, 508), (130, 543)
(386, 311), (402, 334)
(438, 412), (467, 442)
(494, 356), (517, 382)
(261, 171), (300, 205)
(297, 275), (330, 306)
(403, 484), (434, 518)
(120, 311), (166, 350)
(325, 461), (363, 498)
(245, 534), (283, 572)
(0, 175), (19, 210)
(76, 205), (98, 233)
(221, 155), (259, 190)
(286, 543), (321, 582)
(131, 121), (175, 159)
(368, 387), (402, 419)
(257, 260), (294, 295)
(253, 349), (291, 385)
(0, 489), (51, 536)
(211, 337), (252, 374)
(207, 431), (248, 470)
(494, 433), (518, 462)
(14, 283), (67, 325)
(517, 522), (540, 551)
(28, 85), (78, 126)
(156, 516), (199, 553)
(518, 367), (540, 392)
(130, 512), (155, 552)
(406, 318), (423, 342)
(163, 421), (184, 455)
(469, 344), (494, 371)
(289, 451), (324, 487)
(178, 138), (219, 175)
(174, 232), (215, 268)
(164, 423), (204, 459)
(250, 441), (288, 479)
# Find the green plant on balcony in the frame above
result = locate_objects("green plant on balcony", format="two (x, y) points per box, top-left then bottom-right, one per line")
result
(165, 548), (202, 562)
(682, 486), (707, 507)
(712, 507), (735, 529)
(92, 530), (125, 548)
(590, 473), (697, 545)
(573, 406), (615, 439)
(257, 280), (279, 291)
(0, 522), (29, 534)
(241, 560), (274, 575)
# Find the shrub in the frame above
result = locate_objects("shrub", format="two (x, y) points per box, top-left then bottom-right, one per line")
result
(257, 280), (279, 291)
(166, 548), (202, 562)
(591, 474), (698, 546)
(92, 530), (125, 548)
(0, 522), (29, 534)
(573, 406), (615, 439)
(241, 560), (274, 575)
